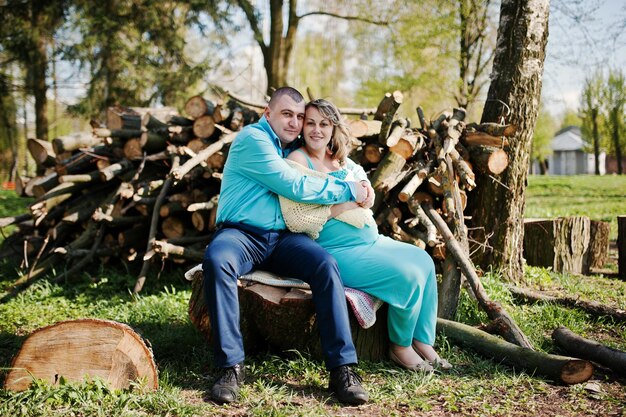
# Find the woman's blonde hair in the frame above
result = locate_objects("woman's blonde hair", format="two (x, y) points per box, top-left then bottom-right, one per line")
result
(305, 99), (351, 164)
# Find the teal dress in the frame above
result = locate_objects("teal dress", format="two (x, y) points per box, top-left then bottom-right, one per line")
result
(298, 152), (438, 347)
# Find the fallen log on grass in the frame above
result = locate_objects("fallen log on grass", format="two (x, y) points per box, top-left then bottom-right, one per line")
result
(437, 318), (594, 385)
(552, 326), (626, 377)
(4, 319), (158, 392)
(507, 285), (626, 323)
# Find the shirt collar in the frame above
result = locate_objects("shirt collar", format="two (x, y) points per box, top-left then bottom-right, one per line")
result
(258, 115), (301, 157)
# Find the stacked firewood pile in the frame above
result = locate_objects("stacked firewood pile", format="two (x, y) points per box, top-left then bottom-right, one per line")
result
(0, 90), (514, 298)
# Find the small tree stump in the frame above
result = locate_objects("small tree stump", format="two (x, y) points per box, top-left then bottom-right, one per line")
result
(188, 273), (389, 361)
(588, 220), (610, 270)
(4, 319), (158, 392)
(523, 217), (590, 274)
(619, 216), (626, 280)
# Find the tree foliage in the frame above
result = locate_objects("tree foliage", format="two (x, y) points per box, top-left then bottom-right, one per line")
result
(602, 69), (626, 174)
(62, 0), (217, 118)
(579, 71), (605, 173)
(531, 107), (557, 174)
(0, 0), (68, 140)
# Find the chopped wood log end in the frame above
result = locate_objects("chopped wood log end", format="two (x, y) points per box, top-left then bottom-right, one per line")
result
(560, 360), (595, 385)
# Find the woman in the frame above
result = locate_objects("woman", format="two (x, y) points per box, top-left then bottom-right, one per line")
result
(280, 99), (451, 372)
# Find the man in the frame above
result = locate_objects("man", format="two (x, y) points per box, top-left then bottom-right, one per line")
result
(202, 87), (373, 405)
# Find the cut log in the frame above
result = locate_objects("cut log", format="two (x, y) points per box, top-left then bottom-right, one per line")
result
(523, 217), (591, 274)
(437, 318), (593, 385)
(588, 220), (610, 270)
(106, 107), (142, 130)
(192, 115), (216, 139)
(348, 119), (382, 138)
(466, 122), (517, 137)
(52, 132), (102, 154)
(552, 326), (626, 376)
(468, 145), (509, 175)
(463, 131), (509, 147)
(617, 216), (626, 280)
(507, 285), (626, 323)
(27, 138), (56, 167)
(376, 91), (403, 145)
(369, 150), (406, 211)
(184, 95), (215, 119)
(4, 319), (158, 391)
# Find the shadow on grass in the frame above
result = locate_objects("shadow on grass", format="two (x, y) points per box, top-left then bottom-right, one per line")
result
(0, 331), (27, 387)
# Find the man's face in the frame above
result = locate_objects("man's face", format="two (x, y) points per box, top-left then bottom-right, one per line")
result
(264, 95), (305, 146)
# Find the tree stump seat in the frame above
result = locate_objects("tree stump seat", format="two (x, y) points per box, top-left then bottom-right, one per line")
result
(186, 266), (390, 361)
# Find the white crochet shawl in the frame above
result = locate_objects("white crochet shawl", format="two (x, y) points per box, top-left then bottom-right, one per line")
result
(279, 159), (376, 239)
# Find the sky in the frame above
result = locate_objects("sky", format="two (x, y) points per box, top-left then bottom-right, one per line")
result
(541, 0), (626, 117)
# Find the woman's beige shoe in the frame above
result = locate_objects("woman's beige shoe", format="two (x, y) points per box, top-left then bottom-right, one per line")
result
(389, 348), (434, 372)
(411, 344), (453, 371)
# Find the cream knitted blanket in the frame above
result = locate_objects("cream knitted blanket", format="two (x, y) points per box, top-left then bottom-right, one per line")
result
(279, 159), (376, 239)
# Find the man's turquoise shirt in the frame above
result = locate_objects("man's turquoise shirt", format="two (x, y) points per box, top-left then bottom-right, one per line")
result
(216, 116), (359, 230)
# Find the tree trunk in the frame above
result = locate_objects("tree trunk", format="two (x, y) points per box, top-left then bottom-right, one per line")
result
(30, 7), (49, 142)
(611, 108), (623, 175)
(4, 319), (158, 392)
(467, 0), (550, 281)
(591, 108), (600, 175)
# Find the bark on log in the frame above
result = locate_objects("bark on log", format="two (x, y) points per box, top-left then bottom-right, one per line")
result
(588, 220), (610, 270)
(4, 319), (158, 391)
(106, 107), (142, 130)
(437, 318), (593, 384)
(523, 217), (591, 274)
(423, 204), (533, 349)
(617, 216), (626, 280)
(552, 326), (626, 376)
(468, 146), (509, 175)
(507, 285), (626, 323)
(369, 150), (406, 212)
(52, 132), (102, 154)
(27, 138), (56, 167)
(188, 273), (389, 361)
(376, 91), (403, 145)
(463, 131), (509, 148)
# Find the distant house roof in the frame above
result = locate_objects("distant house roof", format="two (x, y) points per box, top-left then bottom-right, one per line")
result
(552, 126), (586, 151)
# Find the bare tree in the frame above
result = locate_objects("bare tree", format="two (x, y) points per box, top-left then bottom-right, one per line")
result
(235, 0), (388, 94)
(580, 71), (604, 175)
(467, 0), (551, 282)
(456, 0), (496, 114)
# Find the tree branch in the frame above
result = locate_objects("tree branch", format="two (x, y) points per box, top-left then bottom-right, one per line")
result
(236, 0), (268, 56)
(298, 11), (389, 26)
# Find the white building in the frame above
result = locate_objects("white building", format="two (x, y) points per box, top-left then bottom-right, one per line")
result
(547, 126), (606, 175)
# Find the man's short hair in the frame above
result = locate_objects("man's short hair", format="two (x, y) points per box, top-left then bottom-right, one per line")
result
(268, 87), (304, 108)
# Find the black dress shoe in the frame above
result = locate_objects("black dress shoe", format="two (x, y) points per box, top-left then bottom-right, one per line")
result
(328, 365), (369, 405)
(210, 362), (246, 404)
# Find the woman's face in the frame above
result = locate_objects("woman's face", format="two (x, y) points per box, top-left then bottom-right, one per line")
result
(303, 107), (334, 153)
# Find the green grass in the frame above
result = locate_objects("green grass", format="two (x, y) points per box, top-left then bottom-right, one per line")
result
(0, 182), (625, 416)
(526, 175), (626, 240)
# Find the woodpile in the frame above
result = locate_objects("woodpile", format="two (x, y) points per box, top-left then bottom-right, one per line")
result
(1, 89), (516, 301)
